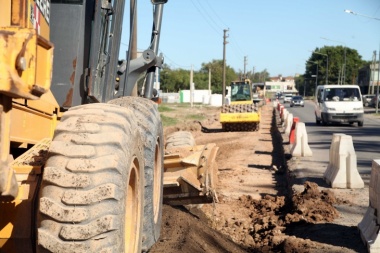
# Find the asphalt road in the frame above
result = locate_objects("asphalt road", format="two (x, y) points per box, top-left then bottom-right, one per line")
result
(284, 100), (380, 180)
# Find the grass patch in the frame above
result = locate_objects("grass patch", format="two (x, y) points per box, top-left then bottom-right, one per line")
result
(160, 114), (178, 127)
(186, 114), (206, 121)
(159, 103), (213, 127)
(175, 103), (191, 108)
(158, 105), (175, 112)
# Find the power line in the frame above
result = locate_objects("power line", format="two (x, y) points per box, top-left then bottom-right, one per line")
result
(230, 35), (245, 56)
(190, 0), (221, 36)
(204, 0), (229, 28)
(160, 52), (192, 69)
(195, 0), (223, 31)
(194, 0), (246, 68)
(189, 0), (247, 71)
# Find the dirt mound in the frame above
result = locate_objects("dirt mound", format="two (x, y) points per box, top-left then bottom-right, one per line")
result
(285, 181), (339, 224)
(149, 205), (247, 253)
(164, 121), (202, 138)
(200, 181), (341, 252)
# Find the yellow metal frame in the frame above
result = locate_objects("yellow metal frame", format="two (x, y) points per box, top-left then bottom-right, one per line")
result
(11, 90), (59, 147)
(0, 1), (58, 249)
(0, 139), (50, 252)
(230, 100), (253, 105)
(0, 27), (53, 100)
(220, 112), (260, 123)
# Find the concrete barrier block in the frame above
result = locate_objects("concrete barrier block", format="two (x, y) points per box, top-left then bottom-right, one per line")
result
(369, 161), (378, 214)
(284, 113), (293, 135)
(290, 122), (312, 157)
(279, 106), (285, 120)
(281, 109), (288, 124)
(282, 109), (288, 127)
(340, 135), (364, 189)
(358, 160), (380, 252)
(324, 134), (345, 181)
(358, 206), (380, 252)
(323, 134), (364, 189)
(372, 160), (380, 224)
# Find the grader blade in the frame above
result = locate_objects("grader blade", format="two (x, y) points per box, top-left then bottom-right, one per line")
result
(163, 143), (219, 206)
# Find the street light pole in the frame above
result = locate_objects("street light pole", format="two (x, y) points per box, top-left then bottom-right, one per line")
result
(313, 51), (328, 84)
(344, 10), (380, 21)
(315, 64), (319, 91)
(307, 60), (318, 95)
(303, 79), (306, 97)
(321, 37), (346, 84)
(222, 29), (229, 105)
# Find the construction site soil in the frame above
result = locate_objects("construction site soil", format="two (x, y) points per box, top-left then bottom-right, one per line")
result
(149, 103), (366, 253)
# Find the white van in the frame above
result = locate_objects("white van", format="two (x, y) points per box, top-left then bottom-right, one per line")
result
(283, 94), (293, 103)
(314, 84), (364, 126)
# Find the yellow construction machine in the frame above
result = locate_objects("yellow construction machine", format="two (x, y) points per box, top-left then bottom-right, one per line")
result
(0, 1), (218, 252)
(220, 79), (261, 131)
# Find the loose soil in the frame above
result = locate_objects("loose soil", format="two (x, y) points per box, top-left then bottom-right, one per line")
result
(149, 103), (366, 253)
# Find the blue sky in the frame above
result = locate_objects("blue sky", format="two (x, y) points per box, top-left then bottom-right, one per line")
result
(120, 0), (380, 77)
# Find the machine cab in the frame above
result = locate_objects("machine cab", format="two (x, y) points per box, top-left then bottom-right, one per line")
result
(230, 80), (252, 104)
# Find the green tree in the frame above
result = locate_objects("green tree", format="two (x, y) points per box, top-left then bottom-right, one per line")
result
(235, 69), (270, 83)
(295, 75), (315, 97)
(305, 46), (365, 87)
(247, 69), (270, 83)
(160, 64), (190, 92)
(200, 59), (237, 94)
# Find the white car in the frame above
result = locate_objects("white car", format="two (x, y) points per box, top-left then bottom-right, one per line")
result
(283, 94), (293, 103)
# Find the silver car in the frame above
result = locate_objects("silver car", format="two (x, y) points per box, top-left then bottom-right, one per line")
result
(363, 94), (375, 107)
(290, 96), (304, 107)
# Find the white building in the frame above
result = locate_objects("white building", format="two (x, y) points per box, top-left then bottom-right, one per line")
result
(264, 75), (298, 96)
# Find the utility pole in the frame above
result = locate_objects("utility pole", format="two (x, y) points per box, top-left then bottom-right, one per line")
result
(315, 64), (318, 93)
(303, 79), (306, 97)
(208, 68), (211, 95)
(244, 56), (248, 79)
(377, 48), (380, 114)
(371, 51), (376, 94)
(375, 50), (379, 114)
(190, 65), (194, 107)
(222, 29), (229, 105)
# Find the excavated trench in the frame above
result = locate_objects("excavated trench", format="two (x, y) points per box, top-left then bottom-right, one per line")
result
(239, 108), (362, 252)
(200, 107), (348, 252)
(151, 104), (364, 253)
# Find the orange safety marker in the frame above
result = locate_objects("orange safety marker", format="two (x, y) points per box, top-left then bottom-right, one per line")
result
(289, 117), (299, 144)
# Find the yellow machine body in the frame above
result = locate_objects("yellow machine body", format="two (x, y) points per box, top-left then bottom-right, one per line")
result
(0, 1), (59, 251)
(0, 1), (219, 251)
(220, 111), (260, 123)
(220, 79), (261, 131)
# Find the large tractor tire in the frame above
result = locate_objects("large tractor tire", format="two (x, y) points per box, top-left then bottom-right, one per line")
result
(108, 97), (163, 251)
(37, 104), (145, 253)
(165, 131), (196, 149)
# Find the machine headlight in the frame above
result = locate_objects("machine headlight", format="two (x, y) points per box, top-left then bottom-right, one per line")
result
(326, 107), (336, 111)
(353, 107), (363, 111)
